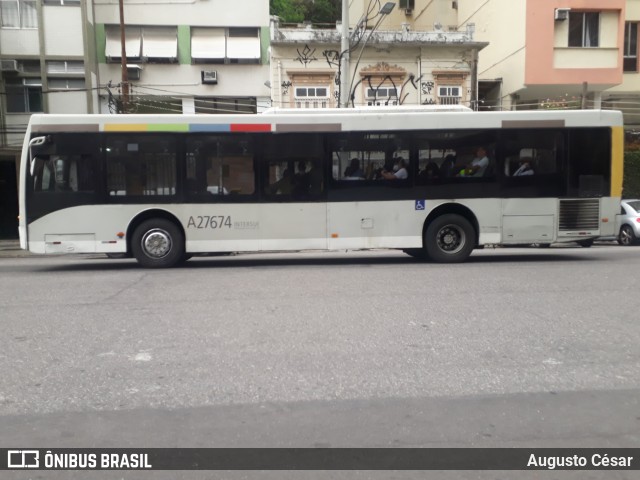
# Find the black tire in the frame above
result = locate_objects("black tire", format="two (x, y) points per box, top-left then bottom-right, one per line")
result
(618, 225), (636, 246)
(424, 214), (475, 263)
(577, 239), (594, 248)
(131, 218), (185, 268)
(534, 243), (551, 248)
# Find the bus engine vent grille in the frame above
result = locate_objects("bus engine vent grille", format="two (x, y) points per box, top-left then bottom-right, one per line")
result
(559, 199), (600, 231)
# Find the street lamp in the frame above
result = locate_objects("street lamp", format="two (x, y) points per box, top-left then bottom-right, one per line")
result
(347, 2), (396, 107)
(379, 1), (396, 15)
(339, 1), (395, 108)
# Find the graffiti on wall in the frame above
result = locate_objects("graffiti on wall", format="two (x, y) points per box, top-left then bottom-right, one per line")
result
(281, 81), (292, 96)
(295, 45), (318, 66)
(322, 49), (341, 68)
(421, 81), (435, 95)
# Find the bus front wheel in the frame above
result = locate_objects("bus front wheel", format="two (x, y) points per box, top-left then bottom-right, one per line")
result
(132, 219), (185, 268)
(424, 214), (475, 263)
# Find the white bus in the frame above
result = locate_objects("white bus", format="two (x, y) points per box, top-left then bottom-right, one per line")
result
(19, 108), (623, 267)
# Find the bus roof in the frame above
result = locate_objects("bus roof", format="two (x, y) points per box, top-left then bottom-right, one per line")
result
(26, 109), (624, 135)
(261, 105), (473, 114)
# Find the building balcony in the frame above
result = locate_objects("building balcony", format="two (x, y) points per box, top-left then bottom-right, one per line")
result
(270, 19), (484, 49)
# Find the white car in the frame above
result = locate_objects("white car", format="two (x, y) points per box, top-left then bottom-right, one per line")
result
(616, 199), (640, 246)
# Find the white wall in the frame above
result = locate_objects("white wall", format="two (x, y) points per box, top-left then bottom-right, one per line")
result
(0, 29), (39, 56)
(94, 0), (269, 27)
(43, 7), (85, 56)
(48, 91), (89, 113)
(98, 63), (270, 97)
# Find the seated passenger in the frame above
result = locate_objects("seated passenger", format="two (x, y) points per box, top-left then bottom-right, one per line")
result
(380, 157), (408, 180)
(513, 156), (535, 176)
(419, 161), (440, 182)
(344, 158), (365, 179)
(267, 168), (294, 195)
(439, 154), (457, 178)
(460, 147), (489, 177)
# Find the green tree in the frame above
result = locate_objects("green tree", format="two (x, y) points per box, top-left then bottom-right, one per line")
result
(270, 0), (306, 23)
(306, 0), (340, 24)
(270, 0), (340, 24)
(624, 151), (640, 198)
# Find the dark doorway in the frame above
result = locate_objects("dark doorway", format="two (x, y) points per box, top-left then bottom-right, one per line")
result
(0, 159), (19, 239)
(478, 80), (502, 111)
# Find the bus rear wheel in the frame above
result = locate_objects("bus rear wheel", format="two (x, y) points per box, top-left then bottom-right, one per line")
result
(424, 214), (475, 263)
(132, 218), (185, 268)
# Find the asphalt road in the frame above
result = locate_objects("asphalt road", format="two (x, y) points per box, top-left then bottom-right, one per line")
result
(1, 245), (639, 479)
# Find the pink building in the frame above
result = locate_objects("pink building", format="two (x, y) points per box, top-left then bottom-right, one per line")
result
(458, 0), (626, 111)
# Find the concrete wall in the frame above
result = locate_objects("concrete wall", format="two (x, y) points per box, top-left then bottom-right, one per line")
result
(525, 0), (624, 88)
(94, 0), (268, 27)
(0, 29), (40, 56)
(354, 0), (459, 31)
(457, 0), (526, 109)
(43, 7), (85, 56)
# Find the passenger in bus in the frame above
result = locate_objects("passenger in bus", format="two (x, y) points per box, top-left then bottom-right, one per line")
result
(513, 156), (535, 176)
(374, 159), (395, 180)
(306, 161), (323, 194)
(344, 158), (365, 179)
(462, 146), (489, 177)
(440, 154), (457, 178)
(267, 168), (294, 195)
(380, 157), (408, 180)
(419, 161), (440, 182)
(295, 160), (307, 179)
(292, 161), (309, 195)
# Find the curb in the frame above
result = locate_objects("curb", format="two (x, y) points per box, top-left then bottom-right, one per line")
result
(0, 240), (32, 258)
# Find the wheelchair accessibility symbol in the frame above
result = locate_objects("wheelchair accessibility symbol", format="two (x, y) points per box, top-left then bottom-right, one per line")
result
(415, 200), (425, 210)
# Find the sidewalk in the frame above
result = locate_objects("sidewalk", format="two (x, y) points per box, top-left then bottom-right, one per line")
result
(0, 239), (32, 258)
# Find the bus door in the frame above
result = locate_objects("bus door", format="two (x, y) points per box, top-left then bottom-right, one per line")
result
(27, 133), (103, 251)
(259, 133), (327, 251)
(326, 133), (415, 250)
(498, 128), (567, 244)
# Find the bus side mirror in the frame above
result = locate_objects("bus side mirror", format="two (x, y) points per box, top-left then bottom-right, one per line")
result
(28, 136), (49, 176)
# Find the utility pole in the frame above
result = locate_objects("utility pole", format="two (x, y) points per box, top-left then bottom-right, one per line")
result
(118, 0), (129, 113)
(581, 81), (588, 109)
(339, 0), (350, 108)
(470, 48), (478, 110)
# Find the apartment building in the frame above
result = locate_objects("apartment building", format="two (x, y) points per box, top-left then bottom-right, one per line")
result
(456, 0), (626, 112)
(0, 0), (95, 237)
(601, 0), (640, 125)
(269, 0), (486, 109)
(0, 0), (270, 238)
(93, 0), (270, 115)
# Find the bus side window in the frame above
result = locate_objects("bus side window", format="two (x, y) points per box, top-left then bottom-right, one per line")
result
(107, 136), (177, 196)
(32, 157), (53, 192)
(186, 135), (256, 198)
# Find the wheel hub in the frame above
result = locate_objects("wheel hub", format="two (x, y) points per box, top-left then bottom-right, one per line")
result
(142, 229), (172, 258)
(437, 225), (464, 253)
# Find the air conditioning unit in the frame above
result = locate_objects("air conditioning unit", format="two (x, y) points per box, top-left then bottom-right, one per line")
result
(554, 8), (570, 21)
(0, 59), (19, 72)
(201, 70), (218, 85)
(126, 64), (142, 81)
(399, 0), (414, 15)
